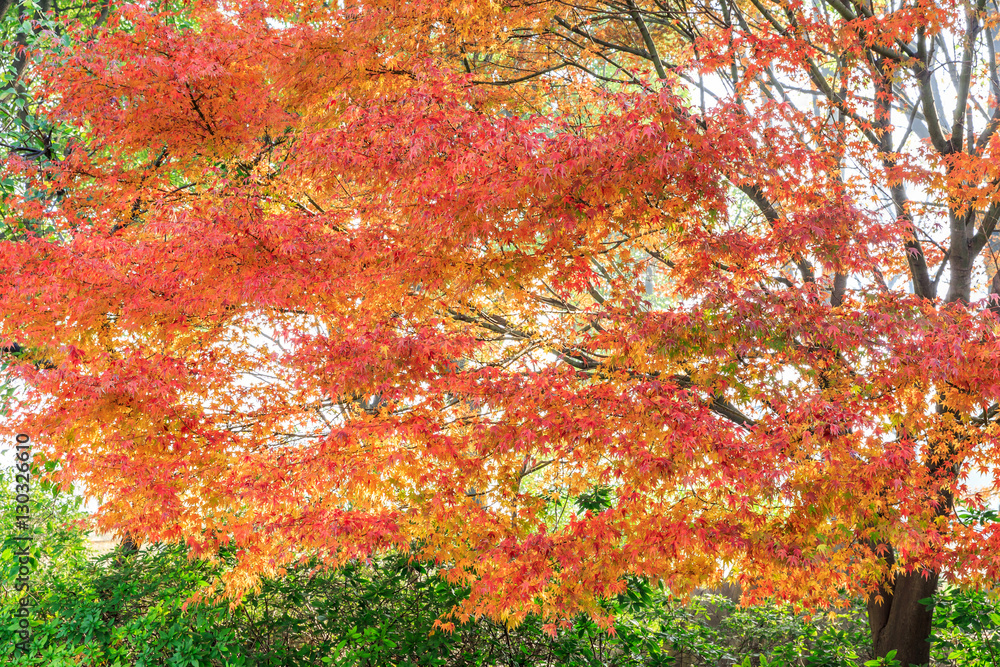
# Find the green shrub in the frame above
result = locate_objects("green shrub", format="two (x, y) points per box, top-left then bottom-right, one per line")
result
(927, 585), (1000, 667)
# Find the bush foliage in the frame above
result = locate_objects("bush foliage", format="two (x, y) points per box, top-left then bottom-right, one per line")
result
(2, 468), (998, 666)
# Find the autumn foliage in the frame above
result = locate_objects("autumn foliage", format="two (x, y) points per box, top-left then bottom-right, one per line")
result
(3, 0), (1000, 662)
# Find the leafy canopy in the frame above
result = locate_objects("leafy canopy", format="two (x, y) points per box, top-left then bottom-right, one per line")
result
(1, 0), (1000, 641)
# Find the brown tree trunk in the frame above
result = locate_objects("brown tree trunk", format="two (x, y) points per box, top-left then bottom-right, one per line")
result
(114, 530), (140, 567)
(867, 569), (938, 666)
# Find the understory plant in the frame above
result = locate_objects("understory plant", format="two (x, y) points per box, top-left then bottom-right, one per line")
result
(0, 521), (994, 666)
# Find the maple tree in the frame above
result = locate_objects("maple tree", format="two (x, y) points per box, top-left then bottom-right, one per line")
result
(2, 0), (1000, 663)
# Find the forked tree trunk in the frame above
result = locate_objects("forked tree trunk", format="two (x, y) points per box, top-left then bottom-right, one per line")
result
(867, 570), (938, 667)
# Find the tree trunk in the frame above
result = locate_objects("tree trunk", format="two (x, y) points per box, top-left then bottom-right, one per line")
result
(867, 570), (938, 666)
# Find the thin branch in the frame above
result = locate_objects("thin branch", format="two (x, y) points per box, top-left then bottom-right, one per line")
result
(625, 0), (668, 79)
(915, 27), (951, 154)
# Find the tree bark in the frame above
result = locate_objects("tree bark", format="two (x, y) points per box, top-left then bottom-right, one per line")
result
(868, 569), (938, 666)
